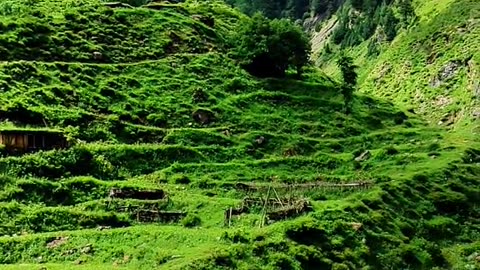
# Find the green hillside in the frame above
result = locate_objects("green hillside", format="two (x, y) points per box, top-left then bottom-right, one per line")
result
(359, 0), (479, 134)
(313, 0), (479, 133)
(0, 0), (478, 269)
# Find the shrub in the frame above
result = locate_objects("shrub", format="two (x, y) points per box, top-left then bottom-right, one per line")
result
(230, 13), (310, 78)
(220, 229), (251, 243)
(385, 146), (399, 155)
(424, 217), (458, 239)
(332, 263), (349, 270)
(427, 143), (441, 151)
(429, 191), (469, 214)
(171, 174), (191, 184)
(182, 213), (202, 227)
(146, 113), (167, 127)
(286, 219), (330, 248)
(269, 253), (297, 269)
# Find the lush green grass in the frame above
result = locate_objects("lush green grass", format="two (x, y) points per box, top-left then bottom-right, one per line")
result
(309, 0), (480, 267)
(316, 0), (480, 136)
(0, 0), (241, 62)
(361, 0), (480, 131)
(0, 0), (478, 269)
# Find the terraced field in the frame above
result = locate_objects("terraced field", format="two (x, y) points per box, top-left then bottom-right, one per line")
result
(0, 0), (478, 269)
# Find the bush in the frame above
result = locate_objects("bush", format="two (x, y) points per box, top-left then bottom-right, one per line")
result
(385, 146), (399, 155)
(172, 174), (191, 184)
(332, 263), (349, 270)
(146, 113), (167, 127)
(424, 217), (458, 239)
(427, 143), (441, 151)
(269, 253), (297, 269)
(220, 229), (251, 243)
(182, 213), (202, 227)
(230, 13), (310, 78)
(286, 219), (329, 248)
(429, 191), (469, 214)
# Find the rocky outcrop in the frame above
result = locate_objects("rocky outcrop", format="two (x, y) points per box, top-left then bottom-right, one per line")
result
(430, 61), (462, 88)
(192, 109), (215, 125)
(355, 150), (371, 162)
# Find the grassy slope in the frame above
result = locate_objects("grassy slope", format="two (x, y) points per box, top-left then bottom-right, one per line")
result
(0, 0), (478, 269)
(311, 0), (480, 268)
(360, 0), (480, 136)
(315, 0), (479, 137)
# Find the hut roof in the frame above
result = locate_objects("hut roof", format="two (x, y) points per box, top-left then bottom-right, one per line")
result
(0, 127), (63, 135)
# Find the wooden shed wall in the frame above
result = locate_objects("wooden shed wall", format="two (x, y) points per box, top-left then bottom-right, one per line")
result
(1, 134), (29, 150)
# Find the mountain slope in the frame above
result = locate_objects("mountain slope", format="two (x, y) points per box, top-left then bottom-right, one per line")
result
(359, 0), (480, 134)
(313, 0), (479, 135)
(0, 0), (478, 270)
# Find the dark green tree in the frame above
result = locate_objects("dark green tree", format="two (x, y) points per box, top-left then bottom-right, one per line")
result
(332, 22), (348, 45)
(398, 0), (416, 24)
(230, 13), (310, 78)
(283, 0), (309, 19)
(382, 7), (399, 41)
(351, 0), (364, 10)
(337, 54), (358, 113)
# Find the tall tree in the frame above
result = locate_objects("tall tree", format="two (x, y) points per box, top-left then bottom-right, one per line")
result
(382, 7), (399, 41)
(398, 0), (416, 24)
(337, 54), (358, 114)
(230, 13), (310, 78)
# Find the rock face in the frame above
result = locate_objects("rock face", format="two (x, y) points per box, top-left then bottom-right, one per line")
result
(103, 2), (133, 8)
(355, 150), (371, 162)
(474, 81), (480, 99)
(351, 222), (363, 231)
(473, 110), (480, 119)
(430, 77), (442, 88)
(438, 113), (457, 126)
(192, 109), (214, 125)
(255, 136), (266, 145)
(430, 61), (462, 87)
(47, 237), (69, 249)
(93, 51), (103, 60)
(433, 96), (453, 108)
(439, 61), (461, 80)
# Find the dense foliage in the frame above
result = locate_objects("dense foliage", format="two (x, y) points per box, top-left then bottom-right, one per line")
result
(331, 0), (411, 49)
(0, 0), (477, 269)
(337, 54), (358, 113)
(226, 0), (303, 19)
(226, 0), (416, 51)
(230, 13), (310, 77)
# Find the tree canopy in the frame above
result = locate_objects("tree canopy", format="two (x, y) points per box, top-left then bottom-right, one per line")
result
(230, 13), (310, 78)
(337, 54), (358, 113)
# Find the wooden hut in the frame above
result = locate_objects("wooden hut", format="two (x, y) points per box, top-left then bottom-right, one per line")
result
(0, 128), (68, 152)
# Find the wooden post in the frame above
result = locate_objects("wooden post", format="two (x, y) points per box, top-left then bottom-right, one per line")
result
(272, 187), (283, 207)
(107, 197), (111, 210)
(228, 207), (233, 227)
(260, 186), (271, 228)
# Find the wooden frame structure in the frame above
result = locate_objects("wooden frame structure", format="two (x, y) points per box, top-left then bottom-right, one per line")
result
(224, 181), (374, 227)
(0, 128), (68, 152)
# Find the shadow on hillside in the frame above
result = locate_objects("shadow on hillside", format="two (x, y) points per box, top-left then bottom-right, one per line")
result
(259, 78), (337, 98)
(257, 77), (428, 129)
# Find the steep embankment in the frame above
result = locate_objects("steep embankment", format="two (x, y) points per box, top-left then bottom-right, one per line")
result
(0, 0), (478, 270)
(360, 0), (480, 135)
(313, 0), (479, 135)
